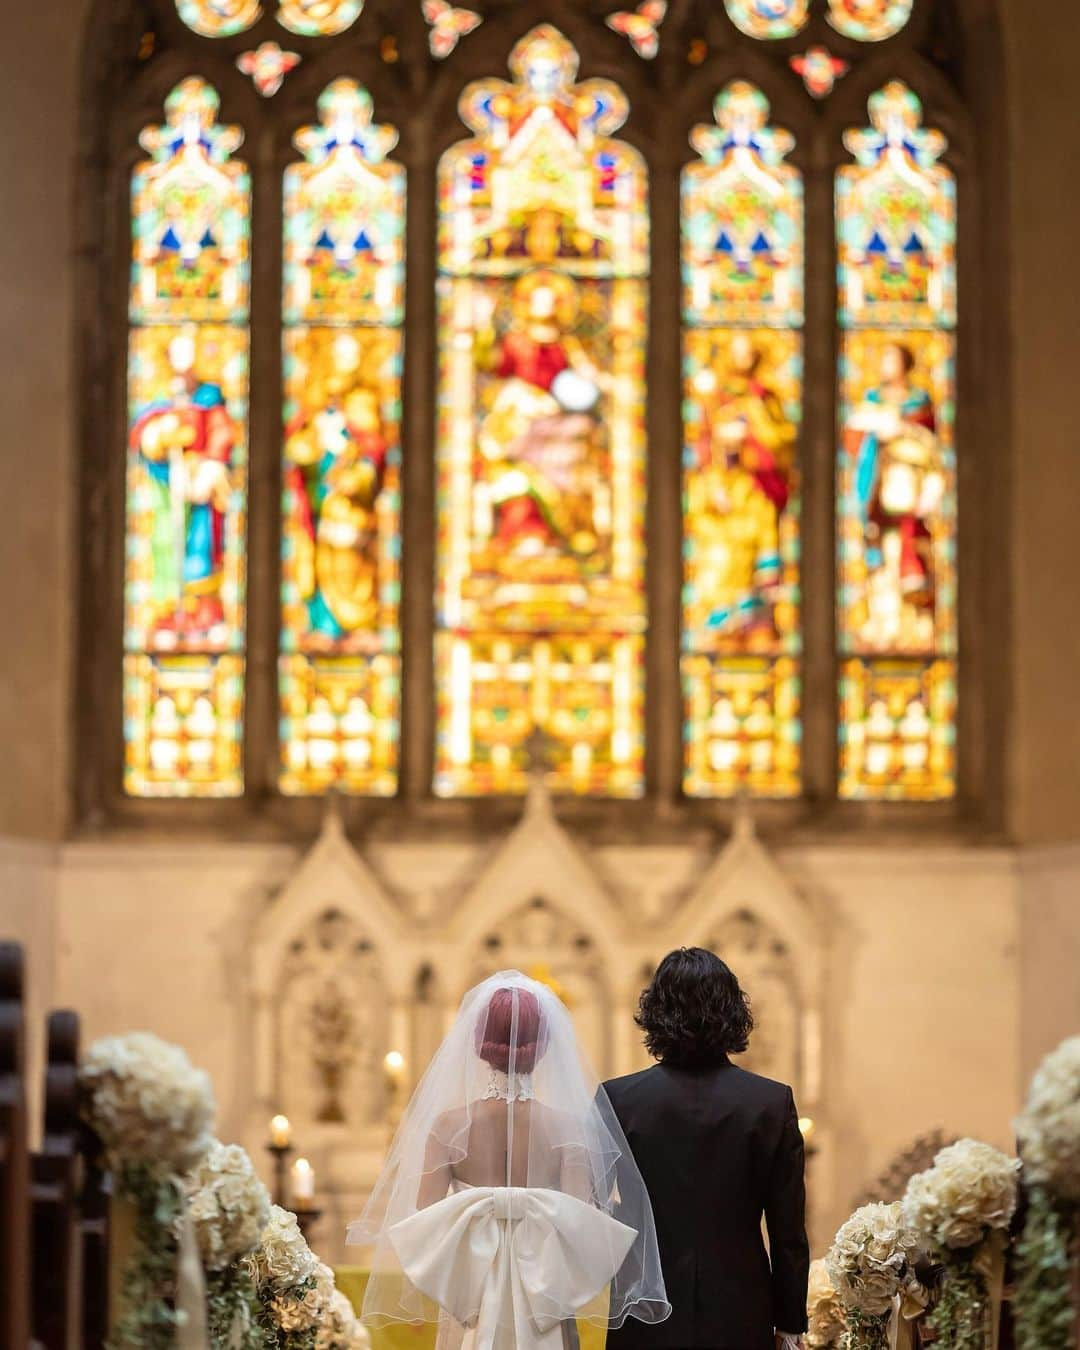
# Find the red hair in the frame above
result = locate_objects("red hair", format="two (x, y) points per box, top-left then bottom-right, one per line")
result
(477, 987), (545, 1074)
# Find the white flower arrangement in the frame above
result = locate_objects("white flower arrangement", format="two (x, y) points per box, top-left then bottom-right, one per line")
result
(183, 1140), (271, 1271)
(806, 1258), (846, 1349)
(315, 1289), (371, 1350)
(80, 1031), (215, 1176)
(245, 1205), (319, 1293)
(826, 1202), (924, 1319)
(1015, 1035), (1080, 1202)
(902, 1138), (1020, 1251)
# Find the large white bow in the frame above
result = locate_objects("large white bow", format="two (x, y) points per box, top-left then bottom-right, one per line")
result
(389, 1187), (637, 1350)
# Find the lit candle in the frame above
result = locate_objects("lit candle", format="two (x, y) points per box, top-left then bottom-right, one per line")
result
(269, 1114), (292, 1150)
(292, 1157), (316, 1207)
(798, 1116), (816, 1144)
(384, 1050), (406, 1085)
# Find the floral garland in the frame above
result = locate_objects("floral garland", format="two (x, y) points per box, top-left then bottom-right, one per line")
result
(1013, 1037), (1080, 1350)
(825, 1202), (926, 1350)
(183, 1140), (272, 1344)
(80, 1032), (217, 1347)
(902, 1138), (1020, 1350)
(81, 1031), (370, 1349)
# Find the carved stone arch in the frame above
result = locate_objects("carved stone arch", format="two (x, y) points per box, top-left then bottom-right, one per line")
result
(467, 895), (613, 1075)
(450, 780), (626, 960)
(676, 809), (827, 1109)
(246, 805), (409, 1138)
(706, 907), (802, 1088)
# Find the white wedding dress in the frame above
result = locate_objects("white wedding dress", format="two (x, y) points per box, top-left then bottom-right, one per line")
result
(348, 973), (670, 1350)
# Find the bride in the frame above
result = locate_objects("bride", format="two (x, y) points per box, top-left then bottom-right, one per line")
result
(348, 971), (670, 1350)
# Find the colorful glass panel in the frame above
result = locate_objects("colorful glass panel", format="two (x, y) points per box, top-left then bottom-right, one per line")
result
(434, 26), (648, 798)
(237, 44), (301, 98)
(280, 81), (405, 796)
(422, 1), (483, 58)
(837, 83), (956, 800)
(176, 0), (261, 36)
(724, 0), (809, 40)
(125, 78), (250, 796)
(839, 659), (955, 799)
(681, 83), (804, 798)
(790, 47), (849, 99)
(606, 2), (668, 59)
(827, 0), (913, 43)
(277, 0), (364, 35)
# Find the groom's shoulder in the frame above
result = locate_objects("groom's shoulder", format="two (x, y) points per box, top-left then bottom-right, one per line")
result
(726, 1063), (796, 1105)
(602, 1064), (660, 1102)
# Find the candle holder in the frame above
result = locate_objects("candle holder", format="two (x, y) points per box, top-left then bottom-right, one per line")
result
(267, 1138), (294, 1208)
(293, 1205), (324, 1244)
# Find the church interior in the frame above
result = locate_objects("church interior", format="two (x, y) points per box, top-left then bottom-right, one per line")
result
(1, 0), (1079, 1339)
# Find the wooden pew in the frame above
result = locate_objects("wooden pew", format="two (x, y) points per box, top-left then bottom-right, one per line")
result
(31, 1011), (82, 1349)
(0, 941), (31, 1350)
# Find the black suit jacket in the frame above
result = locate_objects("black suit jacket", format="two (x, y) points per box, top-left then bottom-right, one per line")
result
(604, 1061), (809, 1350)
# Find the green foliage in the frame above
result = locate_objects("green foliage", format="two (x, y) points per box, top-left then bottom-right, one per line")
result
(1013, 1188), (1078, 1350)
(110, 1167), (184, 1350)
(206, 1263), (265, 1348)
(923, 1253), (987, 1350)
(840, 1308), (891, 1350)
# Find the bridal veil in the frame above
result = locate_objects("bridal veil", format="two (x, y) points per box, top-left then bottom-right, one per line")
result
(348, 971), (670, 1342)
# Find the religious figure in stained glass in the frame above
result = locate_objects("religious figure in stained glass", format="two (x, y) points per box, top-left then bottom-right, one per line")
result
(280, 81), (404, 795)
(682, 83), (803, 799)
(125, 78), (250, 796)
(837, 82), (956, 800)
(827, 0), (913, 43)
(686, 334), (796, 641)
(435, 26), (648, 797)
(843, 340), (947, 651)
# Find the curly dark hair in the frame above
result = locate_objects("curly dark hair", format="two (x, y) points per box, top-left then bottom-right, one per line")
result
(636, 947), (753, 1068)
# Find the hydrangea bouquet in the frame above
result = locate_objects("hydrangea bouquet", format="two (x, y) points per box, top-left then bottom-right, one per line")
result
(902, 1138), (1020, 1350)
(825, 1202), (926, 1349)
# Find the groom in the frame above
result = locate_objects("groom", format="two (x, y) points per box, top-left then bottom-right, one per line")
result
(604, 948), (810, 1350)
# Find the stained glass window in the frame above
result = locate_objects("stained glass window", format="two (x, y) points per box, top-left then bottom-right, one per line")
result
(836, 82), (957, 799)
(280, 81), (405, 796)
(277, 0), (365, 37)
(681, 82), (804, 799)
(434, 25), (649, 798)
(423, 1), (483, 58)
(124, 78), (251, 796)
(724, 0), (809, 41)
(827, 0), (913, 43)
(176, 0), (262, 36)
